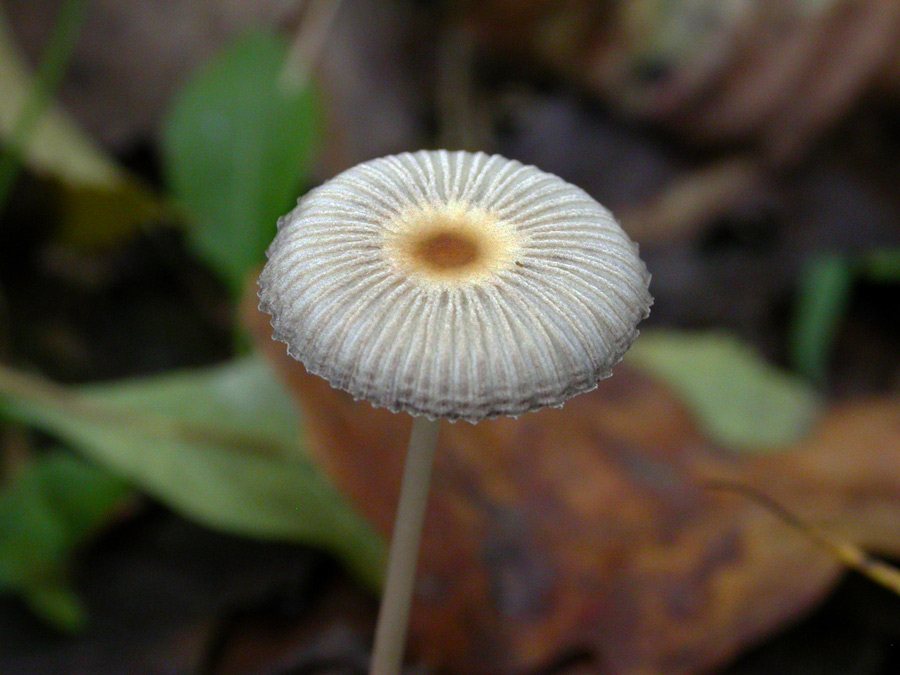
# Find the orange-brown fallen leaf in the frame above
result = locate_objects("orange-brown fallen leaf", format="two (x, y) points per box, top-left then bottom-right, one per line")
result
(242, 290), (900, 675)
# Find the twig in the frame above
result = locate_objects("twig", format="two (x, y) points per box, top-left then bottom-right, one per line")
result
(621, 157), (760, 244)
(279, 0), (345, 95)
(704, 478), (900, 596)
(435, 22), (486, 151)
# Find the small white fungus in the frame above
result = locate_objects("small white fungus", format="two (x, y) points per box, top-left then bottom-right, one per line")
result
(259, 150), (652, 423)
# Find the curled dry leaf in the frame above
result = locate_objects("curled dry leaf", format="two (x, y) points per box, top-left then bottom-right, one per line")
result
(243, 288), (900, 675)
(470, 0), (900, 164)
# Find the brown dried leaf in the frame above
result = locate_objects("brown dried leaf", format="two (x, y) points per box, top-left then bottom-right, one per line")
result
(242, 289), (900, 675)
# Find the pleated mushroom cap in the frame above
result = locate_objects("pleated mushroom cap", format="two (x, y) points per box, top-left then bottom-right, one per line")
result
(259, 150), (652, 423)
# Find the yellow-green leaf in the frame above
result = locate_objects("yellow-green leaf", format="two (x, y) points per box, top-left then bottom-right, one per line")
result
(627, 330), (823, 452)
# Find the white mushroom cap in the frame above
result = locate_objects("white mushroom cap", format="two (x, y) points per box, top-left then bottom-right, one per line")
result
(259, 150), (652, 423)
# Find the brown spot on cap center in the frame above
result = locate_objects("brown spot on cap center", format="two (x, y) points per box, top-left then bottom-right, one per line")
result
(414, 231), (480, 270)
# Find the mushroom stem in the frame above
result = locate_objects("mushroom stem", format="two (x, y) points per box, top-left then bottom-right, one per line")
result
(369, 415), (441, 675)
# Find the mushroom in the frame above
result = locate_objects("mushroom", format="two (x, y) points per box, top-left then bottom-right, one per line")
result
(258, 150), (652, 675)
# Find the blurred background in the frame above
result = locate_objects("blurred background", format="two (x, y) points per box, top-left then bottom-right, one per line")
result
(1, 0), (900, 673)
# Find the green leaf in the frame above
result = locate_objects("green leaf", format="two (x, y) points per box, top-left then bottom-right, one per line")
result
(0, 6), (163, 247)
(789, 254), (854, 383)
(626, 330), (822, 452)
(0, 357), (384, 591)
(0, 453), (131, 631)
(162, 30), (319, 292)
